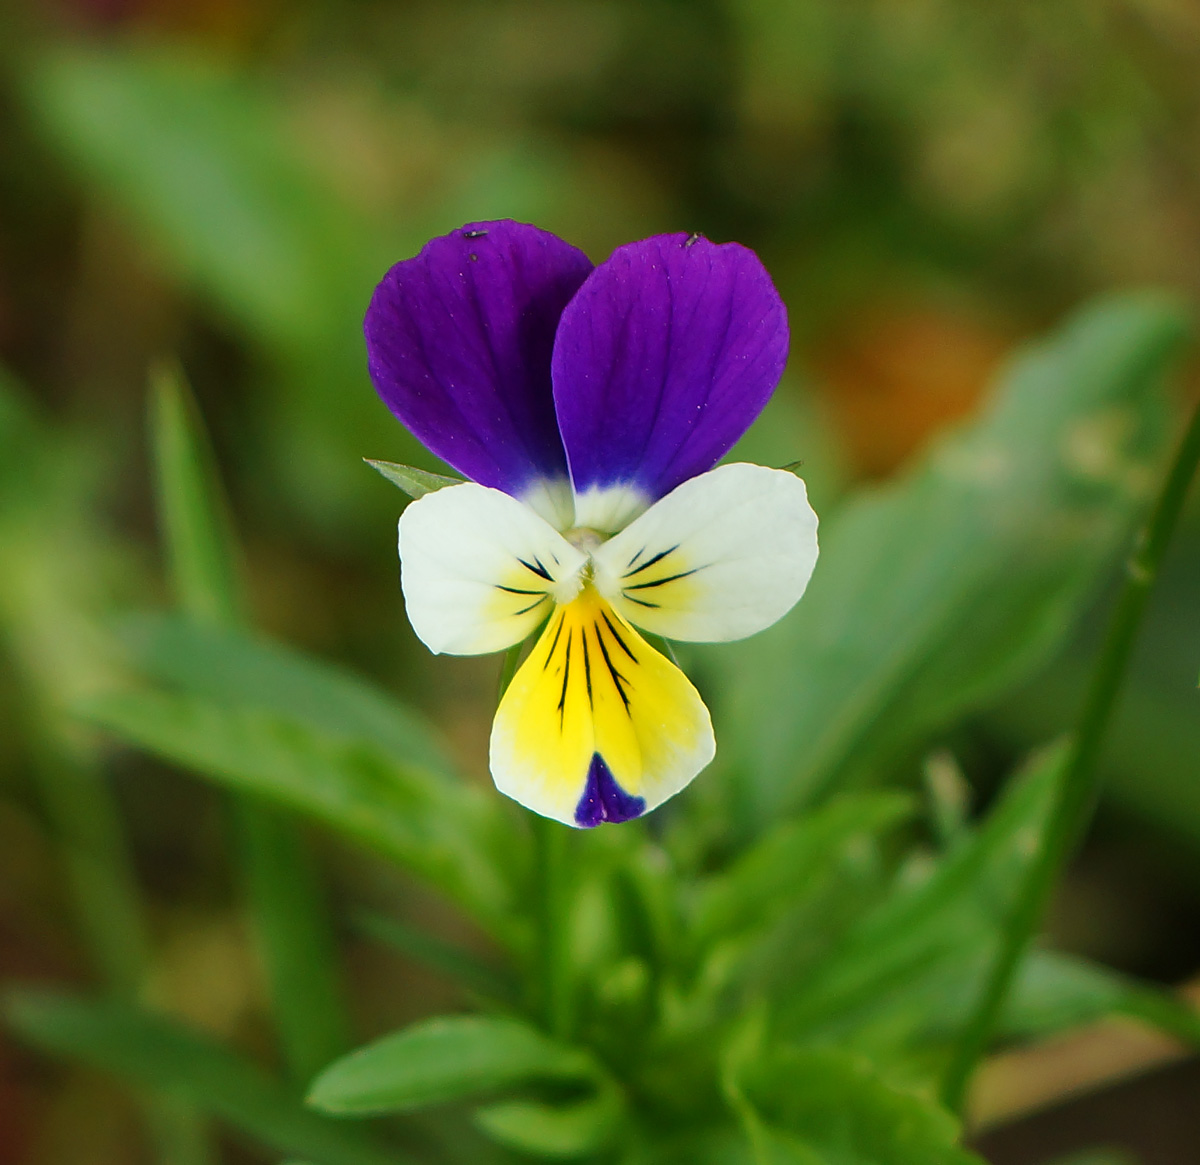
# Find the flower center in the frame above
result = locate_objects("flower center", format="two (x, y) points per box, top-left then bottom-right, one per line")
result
(564, 526), (607, 556)
(553, 527), (610, 602)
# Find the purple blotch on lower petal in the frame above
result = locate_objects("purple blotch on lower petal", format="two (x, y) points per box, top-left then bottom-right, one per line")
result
(574, 754), (646, 827)
(366, 220), (593, 497)
(551, 232), (789, 504)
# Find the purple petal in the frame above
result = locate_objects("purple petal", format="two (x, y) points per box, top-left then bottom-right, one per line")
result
(366, 221), (593, 497)
(551, 233), (788, 504)
(574, 754), (646, 827)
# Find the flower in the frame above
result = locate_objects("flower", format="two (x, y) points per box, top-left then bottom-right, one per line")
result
(366, 221), (819, 827)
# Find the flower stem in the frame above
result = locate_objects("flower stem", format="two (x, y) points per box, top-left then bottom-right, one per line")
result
(532, 815), (572, 1039)
(941, 396), (1200, 1117)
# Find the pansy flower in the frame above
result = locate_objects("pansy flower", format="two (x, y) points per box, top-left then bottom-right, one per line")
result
(367, 221), (818, 827)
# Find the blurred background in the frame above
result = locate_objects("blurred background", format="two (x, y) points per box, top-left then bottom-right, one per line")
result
(2, 0), (1200, 1161)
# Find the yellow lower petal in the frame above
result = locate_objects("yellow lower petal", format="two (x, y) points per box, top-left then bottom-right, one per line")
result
(489, 587), (715, 826)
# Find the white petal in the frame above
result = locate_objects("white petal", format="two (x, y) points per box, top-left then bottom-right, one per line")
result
(591, 463), (819, 643)
(518, 476), (575, 531)
(399, 482), (586, 655)
(570, 483), (650, 534)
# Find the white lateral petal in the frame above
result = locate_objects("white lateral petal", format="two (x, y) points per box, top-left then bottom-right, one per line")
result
(591, 462), (819, 643)
(399, 482), (586, 655)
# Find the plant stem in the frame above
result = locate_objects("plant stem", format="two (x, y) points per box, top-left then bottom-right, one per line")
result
(532, 815), (572, 1039)
(941, 397), (1200, 1116)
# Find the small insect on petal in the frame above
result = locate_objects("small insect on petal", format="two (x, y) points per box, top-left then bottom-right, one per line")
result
(489, 588), (714, 827)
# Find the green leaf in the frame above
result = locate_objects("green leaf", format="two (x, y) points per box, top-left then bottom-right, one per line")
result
(743, 1046), (983, 1165)
(364, 459), (463, 499)
(1005, 950), (1200, 1048)
(660, 1129), (821, 1165)
(1002, 950), (1131, 1036)
(24, 47), (382, 357)
(117, 611), (452, 778)
(149, 360), (245, 627)
(473, 1083), (623, 1158)
(150, 363), (350, 1085)
(770, 743), (1200, 1068)
(991, 654), (1200, 855)
(663, 1048), (981, 1164)
(78, 687), (520, 940)
(3, 991), (399, 1165)
(308, 1016), (594, 1116)
(717, 294), (1188, 824)
(692, 792), (912, 948)
(0, 369), (45, 494)
(355, 911), (514, 1003)
(0, 371), (219, 1164)
(778, 743), (1066, 1041)
(17, 45), (579, 529)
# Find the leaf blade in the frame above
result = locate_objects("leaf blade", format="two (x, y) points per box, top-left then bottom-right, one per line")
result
(79, 687), (521, 940)
(308, 1016), (594, 1116)
(3, 991), (401, 1165)
(117, 611), (452, 778)
(717, 294), (1188, 825)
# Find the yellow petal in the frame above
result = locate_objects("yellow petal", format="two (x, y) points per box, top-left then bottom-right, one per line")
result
(489, 588), (714, 826)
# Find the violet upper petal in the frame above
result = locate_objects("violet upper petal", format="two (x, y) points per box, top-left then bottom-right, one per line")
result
(366, 220), (593, 499)
(550, 233), (788, 507)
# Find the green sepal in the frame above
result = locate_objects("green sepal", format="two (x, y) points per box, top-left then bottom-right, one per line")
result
(365, 458), (463, 498)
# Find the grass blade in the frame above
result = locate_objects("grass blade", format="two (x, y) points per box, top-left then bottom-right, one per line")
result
(150, 363), (349, 1083)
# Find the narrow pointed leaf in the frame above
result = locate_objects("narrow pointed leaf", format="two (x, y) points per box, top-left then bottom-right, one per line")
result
(692, 792), (912, 946)
(355, 912), (514, 1002)
(3, 991), (400, 1165)
(149, 361), (245, 625)
(117, 611), (451, 777)
(771, 740), (1200, 1067)
(779, 744), (1067, 1038)
(150, 363), (350, 1083)
(79, 687), (521, 940)
(25, 46), (382, 355)
(1003, 949), (1200, 1047)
